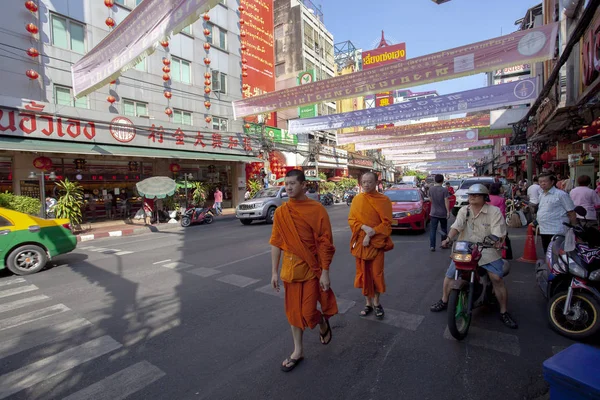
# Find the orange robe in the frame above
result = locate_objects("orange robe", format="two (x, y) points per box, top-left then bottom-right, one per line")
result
(348, 191), (394, 297)
(269, 198), (338, 329)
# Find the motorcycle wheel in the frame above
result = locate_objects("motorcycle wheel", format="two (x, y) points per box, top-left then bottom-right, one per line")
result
(204, 214), (214, 225)
(180, 217), (191, 227)
(447, 289), (471, 340)
(548, 291), (600, 340)
(347, 199), (352, 206)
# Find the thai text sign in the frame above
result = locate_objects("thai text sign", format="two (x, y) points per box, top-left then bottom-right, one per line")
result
(72, 0), (220, 97)
(557, 141), (582, 159)
(383, 140), (492, 154)
(356, 129), (479, 150)
(387, 149), (492, 162)
(232, 23), (559, 118)
(363, 42), (407, 70)
(288, 78), (537, 134)
(500, 144), (527, 156)
(244, 123), (297, 145)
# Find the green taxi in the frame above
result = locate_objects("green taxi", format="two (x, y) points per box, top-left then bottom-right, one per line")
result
(0, 208), (77, 275)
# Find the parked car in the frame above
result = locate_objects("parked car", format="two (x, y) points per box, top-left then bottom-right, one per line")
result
(453, 177), (508, 215)
(384, 187), (431, 232)
(0, 208), (77, 275)
(236, 186), (319, 225)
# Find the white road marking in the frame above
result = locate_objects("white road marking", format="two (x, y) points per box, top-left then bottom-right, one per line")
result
(443, 326), (521, 356)
(366, 308), (425, 332)
(0, 295), (50, 314)
(79, 235), (95, 242)
(0, 278), (26, 288)
(187, 267), (221, 278)
(213, 250), (271, 269)
(114, 251), (134, 256)
(94, 249), (121, 254)
(255, 283), (285, 298)
(336, 298), (356, 315)
(0, 318), (92, 359)
(217, 274), (260, 288)
(0, 336), (122, 399)
(0, 285), (38, 299)
(152, 259), (172, 265)
(162, 261), (194, 270)
(62, 361), (165, 400)
(0, 304), (70, 331)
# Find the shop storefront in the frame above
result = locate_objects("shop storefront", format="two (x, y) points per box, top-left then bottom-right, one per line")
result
(303, 145), (348, 179)
(348, 153), (374, 179)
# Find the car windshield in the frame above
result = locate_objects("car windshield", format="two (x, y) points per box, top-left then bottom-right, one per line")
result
(460, 180), (492, 189)
(384, 190), (420, 202)
(448, 180), (461, 186)
(254, 188), (280, 198)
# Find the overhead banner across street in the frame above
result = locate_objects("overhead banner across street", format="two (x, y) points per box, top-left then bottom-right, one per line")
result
(232, 22), (558, 118)
(355, 129), (479, 150)
(288, 78), (538, 134)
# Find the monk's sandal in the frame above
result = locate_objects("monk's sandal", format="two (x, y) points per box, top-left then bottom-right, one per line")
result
(360, 306), (373, 316)
(375, 305), (384, 319)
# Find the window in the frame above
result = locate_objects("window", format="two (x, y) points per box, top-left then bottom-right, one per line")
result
(171, 57), (191, 84)
(114, 0), (141, 7)
(123, 99), (148, 117)
(173, 109), (192, 125)
(206, 23), (227, 50)
(51, 14), (85, 53)
(53, 85), (88, 109)
(181, 25), (192, 36)
(212, 117), (227, 131)
(0, 216), (13, 227)
(133, 58), (145, 72)
(303, 21), (314, 50)
(275, 63), (285, 77)
(211, 71), (227, 93)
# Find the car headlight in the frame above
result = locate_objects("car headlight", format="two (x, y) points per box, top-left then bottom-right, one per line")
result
(568, 259), (588, 278)
(392, 212), (402, 218)
(452, 253), (472, 262)
(405, 208), (422, 216)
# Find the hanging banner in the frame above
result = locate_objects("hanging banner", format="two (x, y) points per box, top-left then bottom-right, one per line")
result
(232, 22), (559, 118)
(72, 0), (221, 97)
(383, 140), (493, 154)
(288, 78), (537, 134)
(356, 129), (479, 150)
(363, 42), (407, 70)
(387, 149), (492, 162)
(477, 126), (513, 140)
(338, 114), (490, 145)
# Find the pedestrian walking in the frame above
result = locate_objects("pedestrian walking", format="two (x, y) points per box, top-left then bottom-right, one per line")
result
(569, 175), (600, 225)
(536, 173), (577, 253)
(428, 174), (450, 252)
(527, 176), (542, 217)
(348, 171), (394, 319)
(213, 187), (223, 215)
(270, 170), (337, 372)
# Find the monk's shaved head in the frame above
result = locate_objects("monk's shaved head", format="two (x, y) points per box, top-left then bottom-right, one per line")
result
(362, 171), (378, 182)
(286, 169), (306, 183)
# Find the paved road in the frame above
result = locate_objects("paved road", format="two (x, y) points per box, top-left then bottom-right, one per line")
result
(0, 205), (583, 399)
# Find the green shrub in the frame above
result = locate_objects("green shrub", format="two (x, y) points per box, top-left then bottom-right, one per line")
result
(0, 192), (41, 215)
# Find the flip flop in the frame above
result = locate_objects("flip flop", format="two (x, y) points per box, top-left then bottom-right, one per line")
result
(319, 319), (332, 345)
(281, 357), (304, 372)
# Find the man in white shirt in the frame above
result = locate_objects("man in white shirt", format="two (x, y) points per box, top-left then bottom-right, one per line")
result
(527, 176), (542, 216)
(536, 173), (577, 253)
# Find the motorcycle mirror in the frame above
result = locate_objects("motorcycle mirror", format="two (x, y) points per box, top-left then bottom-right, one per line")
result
(574, 206), (587, 218)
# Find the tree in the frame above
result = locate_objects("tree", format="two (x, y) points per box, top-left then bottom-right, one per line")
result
(402, 169), (426, 180)
(54, 179), (84, 227)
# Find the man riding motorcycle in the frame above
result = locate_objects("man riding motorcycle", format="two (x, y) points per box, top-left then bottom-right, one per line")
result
(429, 184), (518, 329)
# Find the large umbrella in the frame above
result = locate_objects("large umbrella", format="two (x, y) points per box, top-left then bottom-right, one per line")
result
(136, 176), (177, 199)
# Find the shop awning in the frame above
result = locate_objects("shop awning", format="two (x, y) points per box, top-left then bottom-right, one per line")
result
(0, 137), (261, 163)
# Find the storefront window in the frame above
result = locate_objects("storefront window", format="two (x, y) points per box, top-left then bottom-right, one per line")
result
(180, 163), (233, 208)
(0, 157), (12, 193)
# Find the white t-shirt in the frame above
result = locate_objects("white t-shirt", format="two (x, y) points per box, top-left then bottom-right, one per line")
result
(527, 183), (542, 204)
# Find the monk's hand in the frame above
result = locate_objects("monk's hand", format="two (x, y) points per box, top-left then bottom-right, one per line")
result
(363, 235), (371, 247)
(320, 270), (330, 291)
(271, 273), (280, 292)
(361, 225), (375, 237)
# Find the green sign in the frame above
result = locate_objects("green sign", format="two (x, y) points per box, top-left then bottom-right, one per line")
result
(477, 127), (513, 140)
(297, 70), (317, 119)
(244, 123), (298, 146)
(468, 145), (494, 150)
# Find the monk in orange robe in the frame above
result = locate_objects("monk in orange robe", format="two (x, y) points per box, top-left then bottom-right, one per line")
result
(270, 170), (337, 372)
(348, 171), (394, 319)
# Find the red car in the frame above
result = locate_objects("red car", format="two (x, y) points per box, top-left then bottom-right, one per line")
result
(384, 187), (431, 232)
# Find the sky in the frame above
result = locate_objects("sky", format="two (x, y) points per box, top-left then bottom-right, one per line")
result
(318, 0), (541, 95)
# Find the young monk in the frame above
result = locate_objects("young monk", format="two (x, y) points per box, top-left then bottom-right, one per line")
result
(270, 169), (338, 372)
(348, 171), (394, 319)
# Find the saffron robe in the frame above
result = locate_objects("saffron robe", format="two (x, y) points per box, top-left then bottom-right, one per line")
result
(348, 191), (394, 297)
(269, 198), (338, 329)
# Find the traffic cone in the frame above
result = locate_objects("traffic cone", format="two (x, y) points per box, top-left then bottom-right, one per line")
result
(518, 224), (538, 263)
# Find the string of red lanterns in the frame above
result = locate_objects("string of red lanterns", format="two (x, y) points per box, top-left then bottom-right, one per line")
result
(24, 1), (40, 80)
(203, 12), (212, 124)
(104, 0), (118, 104)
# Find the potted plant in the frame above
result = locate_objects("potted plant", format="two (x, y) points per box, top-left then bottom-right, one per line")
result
(54, 179), (84, 231)
(191, 181), (208, 206)
(247, 179), (262, 199)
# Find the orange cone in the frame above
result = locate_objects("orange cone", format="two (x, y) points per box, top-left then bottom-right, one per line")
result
(518, 224), (538, 263)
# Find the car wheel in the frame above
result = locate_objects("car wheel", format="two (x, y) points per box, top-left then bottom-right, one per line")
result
(265, 207), (276, 224)
(6, 244), (47, 275)
(240, 219), (252, 225)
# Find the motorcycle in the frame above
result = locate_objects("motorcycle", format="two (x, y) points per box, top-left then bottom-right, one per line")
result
(447, 235), (510, 340)
(180, 206), (216, 227)
(345, 191), (356, 206)
(320, 193), (334, 206)
(535, 206), (600, 340)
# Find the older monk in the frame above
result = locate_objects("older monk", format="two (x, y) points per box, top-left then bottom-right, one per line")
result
(270, 169), (337, 372)
(349, 171), (394, 319)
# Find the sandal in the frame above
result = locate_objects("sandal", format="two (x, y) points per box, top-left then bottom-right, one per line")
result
(430, 299), (448, 312)
(360, 305), (373, 317)
(319, 318), (332, 345)
(374, 305), (384, 319)
(281, 357), (304, 372)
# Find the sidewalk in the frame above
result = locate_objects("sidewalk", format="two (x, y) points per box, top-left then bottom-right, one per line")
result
(75, 208), (237, 242)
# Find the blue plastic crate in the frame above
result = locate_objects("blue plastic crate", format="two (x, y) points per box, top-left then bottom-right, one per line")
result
(543, 343), (600, 400)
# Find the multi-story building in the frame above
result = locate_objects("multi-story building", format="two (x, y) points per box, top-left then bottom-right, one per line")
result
(0, 0), (256, 216)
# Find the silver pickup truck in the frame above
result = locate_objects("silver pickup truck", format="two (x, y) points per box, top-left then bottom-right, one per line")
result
(236, 186), (319, 225)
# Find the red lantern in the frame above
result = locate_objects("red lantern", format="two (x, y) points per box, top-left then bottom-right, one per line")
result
(26, 23), (38, 34)
(242, 83), (249, 90)
(592, 118), (600, 129)
(204, 79), (211, 86)
(549, 147), (557, 157)
(204, 87), (211, 94)
(162, 73), (170, 81)
(240, 31), (247, 37)
(204, 58), (211, 65)
(205, 116), (212, 123)
(107, 95), (116, 103)
(33, 156), (52, 171)
(203, 28), (211, 36)
(238, 5), (245, 12)
(110, 80), (117, 84)
(162, 58), (171, 66)
(104, 0), (114, 6)
(164, 91), (172, 99)
(242, 72), (248, 77)
(244, 123), (250, 129)
(105, 17), (115, 27)
(26, 47), (39, 57)
(169, 163), (180, 173)
(577, 126), (590, 137)
(239, 19), (245, 25)
(162, 66), (170, 73)
(543, 163), (551, 169)
(204, 101), (211, 109)
(203, 13), (210, 21)
(241, 44), (247, 51)
(25, 1), (38, 12)
(540, 152), (550, 162)
(160, 40), (169, 47)
(204, 43), (211, 51)
(204, 72), (211, 79)
(242, 58), (248, 64)
(165, 108), (173, 116)
(25, 69), (39, 79)
(242, 65), (248, 71)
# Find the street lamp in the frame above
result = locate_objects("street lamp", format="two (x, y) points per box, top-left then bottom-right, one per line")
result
(28, 170), (57, 218)
(182, 173), (193, 208)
